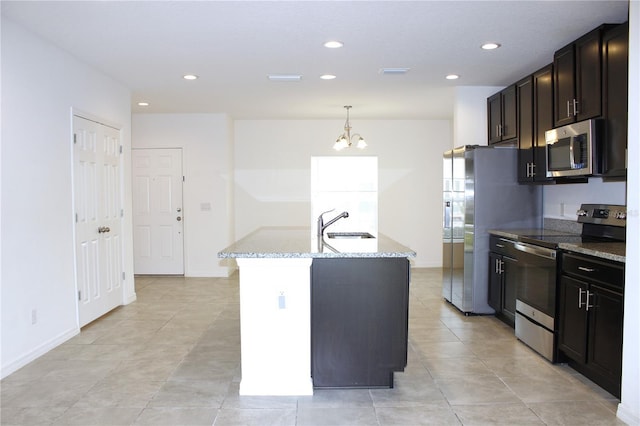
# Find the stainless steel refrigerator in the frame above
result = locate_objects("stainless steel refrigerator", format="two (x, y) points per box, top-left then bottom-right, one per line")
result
(442, 146), (542, 314)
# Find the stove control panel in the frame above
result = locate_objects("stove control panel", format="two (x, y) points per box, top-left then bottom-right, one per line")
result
(577, 204), (627, 226)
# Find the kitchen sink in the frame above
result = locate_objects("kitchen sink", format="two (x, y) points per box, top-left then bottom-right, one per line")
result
(326, 232), (375, 239)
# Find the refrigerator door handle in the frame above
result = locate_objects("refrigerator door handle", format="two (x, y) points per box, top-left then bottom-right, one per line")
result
(444, 201), (452, 228)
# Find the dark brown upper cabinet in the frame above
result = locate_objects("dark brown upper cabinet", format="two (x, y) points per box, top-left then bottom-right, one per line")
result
(488, 84), (517, 144)
(600, 22), (628, 178)
(533, 64), (555, 183)
(554, 25), (613, 127)
(518, 64), (555, 184)
(517, 76), (534, 182)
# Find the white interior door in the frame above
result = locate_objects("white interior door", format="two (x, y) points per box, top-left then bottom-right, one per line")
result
(73, 115), (123, 327)
(132, 148), (184, 275)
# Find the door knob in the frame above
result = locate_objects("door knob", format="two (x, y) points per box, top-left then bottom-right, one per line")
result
(177, 217), (182, 221)
(98, 226), (111, 233)
(177, 207), (182, 212)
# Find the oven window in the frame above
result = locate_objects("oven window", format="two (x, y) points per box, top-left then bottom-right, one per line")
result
(515, 253), (557, 317)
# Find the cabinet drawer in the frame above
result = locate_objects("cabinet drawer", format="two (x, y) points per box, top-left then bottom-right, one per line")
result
(490, 235), (515, 255)
(562, 252), (624, 290)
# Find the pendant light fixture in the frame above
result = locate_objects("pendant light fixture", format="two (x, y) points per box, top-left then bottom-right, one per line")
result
(333, 105), (367, 151)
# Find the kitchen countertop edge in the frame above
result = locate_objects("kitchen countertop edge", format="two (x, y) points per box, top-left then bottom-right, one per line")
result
(489, 229), (625, 263)
(218, 226), (417, 259)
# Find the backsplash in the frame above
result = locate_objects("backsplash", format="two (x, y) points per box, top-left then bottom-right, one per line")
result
(544, 218), (582, 234)
(543, 178), (626, 220)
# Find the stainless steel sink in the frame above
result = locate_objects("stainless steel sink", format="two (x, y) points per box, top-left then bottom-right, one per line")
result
(326, 232), (375, 239)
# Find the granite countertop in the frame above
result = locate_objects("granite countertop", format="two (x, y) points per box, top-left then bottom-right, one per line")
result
(489, 229), (626, 263)
(489, 229), (575, 240)
(556, 241), (625, 263)
(218, 226), (417, 259)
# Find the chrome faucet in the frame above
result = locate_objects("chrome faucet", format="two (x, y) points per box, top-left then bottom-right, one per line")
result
(317, 209), (349, 238)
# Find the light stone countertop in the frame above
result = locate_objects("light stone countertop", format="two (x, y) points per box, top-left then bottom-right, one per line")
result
(489, 229), (578, 240)
(218, 226), (416, 259)
(489, 229), (625, 263)
(557, 241), (625, 263)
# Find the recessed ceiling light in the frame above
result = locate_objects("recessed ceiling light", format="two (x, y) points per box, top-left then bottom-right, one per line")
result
(267, 74), (302, 82)
(481, 42), (501, 50)
(183, 74), (198, 80)
(320, 74), (336, 80)
(324, 40), (343, 48)
(445, 74), (460, 80)
(137, 102), (150, 106)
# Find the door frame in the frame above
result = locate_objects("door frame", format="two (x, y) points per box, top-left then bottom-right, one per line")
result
(71, 110), (126, 327)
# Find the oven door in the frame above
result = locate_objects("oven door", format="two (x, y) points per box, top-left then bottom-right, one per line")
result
(512, 241), (558, 361)
(513, 242), (557, 318)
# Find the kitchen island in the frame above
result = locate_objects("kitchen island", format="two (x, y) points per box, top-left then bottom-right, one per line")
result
(218, 227), (415, 395)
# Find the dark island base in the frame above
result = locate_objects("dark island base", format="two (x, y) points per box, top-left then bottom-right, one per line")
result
(311, 258), (410, 388)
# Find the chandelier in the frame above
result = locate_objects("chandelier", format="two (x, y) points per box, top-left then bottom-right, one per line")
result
(333, 105), (367, 151)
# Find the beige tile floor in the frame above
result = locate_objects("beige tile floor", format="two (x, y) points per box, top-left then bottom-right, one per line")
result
(0, 269), (625, 425)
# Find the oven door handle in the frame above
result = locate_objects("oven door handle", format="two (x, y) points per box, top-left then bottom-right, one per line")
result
(513, 242), (557, 260)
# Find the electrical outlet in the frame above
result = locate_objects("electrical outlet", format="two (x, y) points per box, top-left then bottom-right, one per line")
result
(31, 309), (37, 325)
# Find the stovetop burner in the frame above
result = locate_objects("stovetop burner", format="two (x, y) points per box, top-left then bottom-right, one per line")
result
(520, 203), (626, 249)
(519, 234), (617, 249)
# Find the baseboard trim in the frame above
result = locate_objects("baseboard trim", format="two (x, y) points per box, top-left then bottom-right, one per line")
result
(123, 292), (137, 305)
(0, 326), (80, 379)
(617, 402), (640, 426)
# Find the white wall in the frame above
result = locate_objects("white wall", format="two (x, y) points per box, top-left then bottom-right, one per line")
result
(234, 120), (452, 268)
(132, 114), (234, 277)
(0, 18), (134, 377)
(543, 178), (626, 219)
(453, 86), (504, 147)
(618, 1), (640, 423)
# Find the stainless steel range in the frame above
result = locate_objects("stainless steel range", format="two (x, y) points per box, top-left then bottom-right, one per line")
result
(513, 204), (626, 362)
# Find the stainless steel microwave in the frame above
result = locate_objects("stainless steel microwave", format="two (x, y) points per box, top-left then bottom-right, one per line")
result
(545, 119), (601, 178)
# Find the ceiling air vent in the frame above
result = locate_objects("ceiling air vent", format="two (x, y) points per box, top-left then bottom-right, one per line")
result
(379, 68), (410, 75)
(268, 74), (302, 82)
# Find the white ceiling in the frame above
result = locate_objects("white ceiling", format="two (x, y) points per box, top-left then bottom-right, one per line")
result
(1, 1), (629, 120)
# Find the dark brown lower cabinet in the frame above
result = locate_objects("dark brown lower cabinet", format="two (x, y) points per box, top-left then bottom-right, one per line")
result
(558, 252), (624, 398)
(488, 236), (517, 327)
(311, 258), (409, 388)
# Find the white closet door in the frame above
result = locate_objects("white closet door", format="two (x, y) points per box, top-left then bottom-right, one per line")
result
(74, 115), (123, 327)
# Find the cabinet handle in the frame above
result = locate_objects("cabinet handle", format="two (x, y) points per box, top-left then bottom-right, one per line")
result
(573, 99), (579, 115)
(499, 259), (504, 274)
(531, 163), (535, 177)
(496, 244), (505, 248)
(578, 288), (585, 308)
(567, 100), (572, 118)
(585, 290), (594, 311)
(495, 259), (500, 274)
(578, 266), (596, 273)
